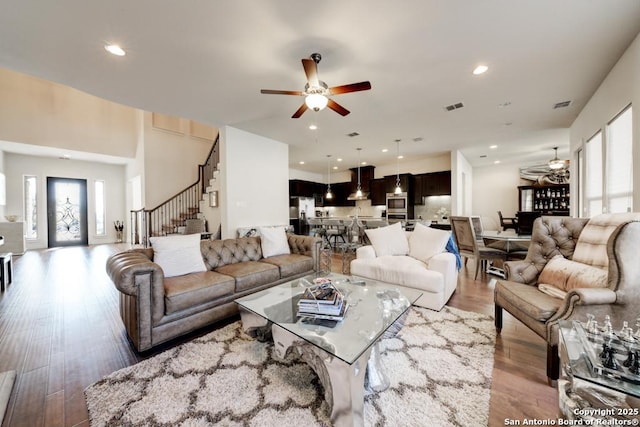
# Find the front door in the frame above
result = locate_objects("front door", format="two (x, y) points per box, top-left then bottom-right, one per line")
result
(47, 177), (88, 247)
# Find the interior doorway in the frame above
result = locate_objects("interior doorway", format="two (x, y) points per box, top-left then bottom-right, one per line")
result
(47, 177), (88, 247)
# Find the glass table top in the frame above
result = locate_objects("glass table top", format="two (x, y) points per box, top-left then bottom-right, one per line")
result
(559, 320), (640, 398)
(235, 273), (422, 365)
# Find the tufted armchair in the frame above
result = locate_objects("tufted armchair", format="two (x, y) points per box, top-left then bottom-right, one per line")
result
(107, 234), (319, 351)
(494, 213), (640, 383)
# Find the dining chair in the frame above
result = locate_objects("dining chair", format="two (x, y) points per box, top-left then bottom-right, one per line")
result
(323, 218), (346, 248)
(497, 211), (519, 233)
(470, 215), (484, 245)
(450, 216), (508, 280)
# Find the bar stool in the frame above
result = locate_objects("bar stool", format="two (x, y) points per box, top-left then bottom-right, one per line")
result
(0, 252), (13, 292)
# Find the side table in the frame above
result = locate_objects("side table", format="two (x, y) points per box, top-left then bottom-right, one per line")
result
(558, 320), (640, 423)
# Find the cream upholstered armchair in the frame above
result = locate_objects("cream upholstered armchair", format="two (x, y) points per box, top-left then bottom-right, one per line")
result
(494, 213), (640, 384)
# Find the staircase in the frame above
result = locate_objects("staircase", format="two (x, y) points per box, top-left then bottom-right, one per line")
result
(131, 135), (220, 247)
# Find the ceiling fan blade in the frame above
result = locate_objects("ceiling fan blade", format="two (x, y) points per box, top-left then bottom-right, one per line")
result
(292, 103), (308, 118)
(302, 58), (319, 87)
(260, 89), (303, 96)
(327, 99), (350, 116)
(328, 81), (372, 95)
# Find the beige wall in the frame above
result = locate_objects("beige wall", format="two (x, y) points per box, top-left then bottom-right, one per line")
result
(471, 163), (523, 231)
(0, 67), (138, 157)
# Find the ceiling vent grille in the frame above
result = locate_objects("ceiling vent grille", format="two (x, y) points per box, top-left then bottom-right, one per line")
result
(444, 102), (464, 112)
(553, 100), (572, 109)
(346, 132), (360, 137)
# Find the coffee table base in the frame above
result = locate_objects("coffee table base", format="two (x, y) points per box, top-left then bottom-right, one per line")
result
(239, 308), (388, 427)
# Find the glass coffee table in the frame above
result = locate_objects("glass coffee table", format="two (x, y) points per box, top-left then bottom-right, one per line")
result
(235, 273), (421, 427)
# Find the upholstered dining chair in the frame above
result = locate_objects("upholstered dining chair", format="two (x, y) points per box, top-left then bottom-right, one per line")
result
(323, 218), (347, 248)
(450, 216), (508, 280)
(494, 213), (640, 384)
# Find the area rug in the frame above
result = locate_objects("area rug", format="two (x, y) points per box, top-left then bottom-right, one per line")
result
(85, 306), (495, 426)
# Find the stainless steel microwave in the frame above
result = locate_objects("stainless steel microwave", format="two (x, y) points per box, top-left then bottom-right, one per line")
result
(386, 192), (408, 212)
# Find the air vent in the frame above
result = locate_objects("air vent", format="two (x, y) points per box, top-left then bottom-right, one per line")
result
(553, 100), (572, 109)
(346, 132), (360, 137)
(444, 102), (464, 112)
(412, 137), (424, 142)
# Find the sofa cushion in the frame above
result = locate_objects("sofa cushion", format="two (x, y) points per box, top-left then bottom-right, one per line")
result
(258, 227), (291, 258)
(495, 280), (562, 322)
(538, 254), (608, 292)
(351, 255), (444, 294)
(216, 261), (280, 292)
(408, 223), (451, 262)
(260, 254), (313, 278)
(365, 222), (409, 257)
(164, 271), (235, 315)
(149, 233), (207, 278)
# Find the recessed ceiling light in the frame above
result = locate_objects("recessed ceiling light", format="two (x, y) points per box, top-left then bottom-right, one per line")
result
(490, 145), (498, 149)
(333, 166), (338, 170)
(337, 158), (343, 162)
(382, 148), (388, 153)
(397, 155), (404, 159)
(361, 161), (367, 165)
(104, 44), (126, 56)
(494, 160), (501, 164)
(473, 65), (488, 75)
(299, 161), (305, 165)
(309, 124), (317, 130)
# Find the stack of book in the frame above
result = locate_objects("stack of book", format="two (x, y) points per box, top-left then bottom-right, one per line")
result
(297, 279), (348, 321)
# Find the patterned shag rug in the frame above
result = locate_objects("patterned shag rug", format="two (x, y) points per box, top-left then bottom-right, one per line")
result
(85, 306), (495, 427)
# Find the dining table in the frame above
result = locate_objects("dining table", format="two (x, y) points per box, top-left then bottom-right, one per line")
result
(479, 231), (532, 278)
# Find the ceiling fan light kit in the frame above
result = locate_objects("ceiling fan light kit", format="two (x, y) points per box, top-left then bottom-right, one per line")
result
(548, 147), (569, 170)
(260, 52), (371, 118)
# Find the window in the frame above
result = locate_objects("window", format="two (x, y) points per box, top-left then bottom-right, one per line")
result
(95, 180), (106, 235)
(585, 131), (603, 217)
(605, 105), (633, 213)
(580, 104), (634, 217)
(24, 175), (37, 239)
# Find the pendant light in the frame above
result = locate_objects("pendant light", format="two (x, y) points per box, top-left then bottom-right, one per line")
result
(325, 154), (333, 199)
(548, 146), (568, 170)
(355, 148), (363, 198)
(394, 139), (403, 194)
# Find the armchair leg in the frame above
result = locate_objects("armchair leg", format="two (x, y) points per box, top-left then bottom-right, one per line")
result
(546, 344), (559, 384)
(494, 304), (503, 333)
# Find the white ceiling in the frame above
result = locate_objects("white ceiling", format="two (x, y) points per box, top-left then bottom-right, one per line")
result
(1, 1), (640, 174)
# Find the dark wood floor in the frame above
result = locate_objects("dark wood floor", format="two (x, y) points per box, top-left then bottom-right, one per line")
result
(0, 244), (558, 427)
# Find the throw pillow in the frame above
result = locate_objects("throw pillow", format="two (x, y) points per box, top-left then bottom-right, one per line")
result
(408, 222), (451, 262)
(365, 222), (409, 257)
(149, 233), (207, 278)
(538, 254), (608, 293)
(258, 226), (291, 258)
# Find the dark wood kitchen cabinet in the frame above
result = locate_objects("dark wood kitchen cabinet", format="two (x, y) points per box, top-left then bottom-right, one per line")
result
(370, 178), (387, 206)
(384, 173), (413, 196)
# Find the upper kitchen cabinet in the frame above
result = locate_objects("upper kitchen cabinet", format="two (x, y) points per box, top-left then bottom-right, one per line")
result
(349, 166), (375, 194)
(421, 171), (451, 197)
(370, 178), (387, 206)
(384, 173), (413, 196)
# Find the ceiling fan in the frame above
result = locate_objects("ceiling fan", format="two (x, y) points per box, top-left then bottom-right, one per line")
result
(260, 53), (371, 118)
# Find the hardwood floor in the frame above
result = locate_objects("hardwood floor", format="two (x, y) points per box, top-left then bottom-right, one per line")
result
(0, 244), (558, 427)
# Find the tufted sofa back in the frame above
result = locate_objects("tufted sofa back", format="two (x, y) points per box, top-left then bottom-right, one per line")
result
(505, 216), (589, 284)
(201, 237), (263, 269)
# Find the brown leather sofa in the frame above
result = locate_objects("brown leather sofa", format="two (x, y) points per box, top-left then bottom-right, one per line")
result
(494, 213), (640, 383)
(107, 234), (319, 351)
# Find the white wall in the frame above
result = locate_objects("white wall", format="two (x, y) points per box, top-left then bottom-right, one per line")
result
(220, 126), (289, 238)
(451, 150), (473, 217)
(4, 153), (126, 249)
(373, 152), (451, 178)
(142, 112), (214, 208)
(570, 32), (640, 215)
(0, 150), (5, 219)
(471, 163), (523, 231)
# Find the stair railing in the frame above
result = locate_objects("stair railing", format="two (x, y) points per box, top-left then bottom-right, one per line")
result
(131, 135), (219, 247)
